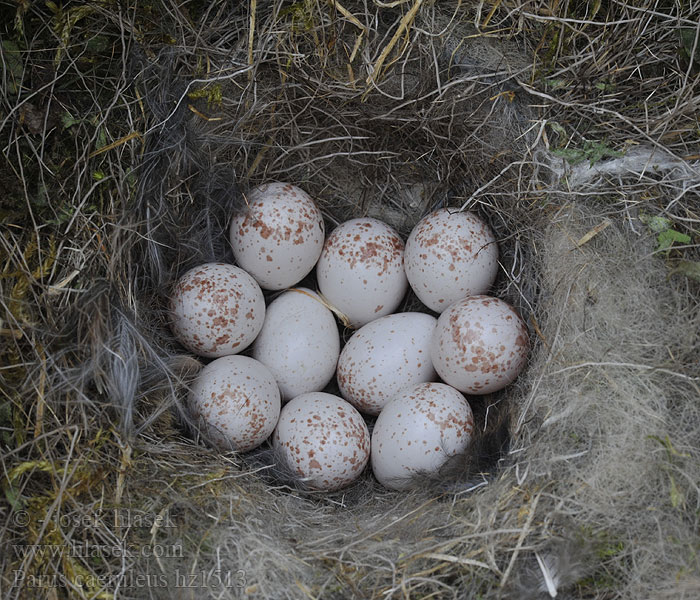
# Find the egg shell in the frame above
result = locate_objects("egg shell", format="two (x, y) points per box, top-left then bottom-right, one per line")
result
(230, 182), (325, 290)
(188, 356), (281, 452)
(431, 295), (528, 394)
(370, 382), (474, 490)
(273, 392), (370, 491)
(336, 312), (437, 415)
(316, 218), (408, 327)
(404, 209), (499, 312)
(252, 288), (340, 401)
(169, 262), (265, 358)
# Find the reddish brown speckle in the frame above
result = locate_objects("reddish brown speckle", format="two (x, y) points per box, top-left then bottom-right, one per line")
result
(253, 219), (274, 239)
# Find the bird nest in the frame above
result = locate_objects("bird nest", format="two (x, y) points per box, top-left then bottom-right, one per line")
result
(1, 1), (699, 599)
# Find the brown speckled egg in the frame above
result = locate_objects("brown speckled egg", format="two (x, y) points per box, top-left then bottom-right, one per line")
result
(337, 312), (437, 416)
(169, 262), (265, 358)
(430, 296), (528, 394)
(370, 382), (474, 490)
(405, 209), (498, 312)
(230, 182), (325, 290)
(316, 218), (408, 328)
(188, 356), (280, 452)
(273, 392), (370, 491)
(252, 288), (340, 402)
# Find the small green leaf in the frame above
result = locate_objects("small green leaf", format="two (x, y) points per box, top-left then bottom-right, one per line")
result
(3, 485), (24, 511)
(584, 140), (623, 166)
(12, 402), (24, 446)
(96, 127), (107, 149)
(552, 147), (586, 165)
(639, 213), (692, 252)
(670, 260), (700, 282)
(639, 213), (672, 233)
(61, 111), (82, 130)
(86, 34), (110, 54)
(545, 78), (568, 90)
(552, 140), (622, 167)
(547, 121), (567, 137)
(595, 81), (615, 92)
(657, 229), (691, 252)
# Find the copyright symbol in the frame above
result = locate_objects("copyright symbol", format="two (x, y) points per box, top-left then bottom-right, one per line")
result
(14, 511), (30, 527)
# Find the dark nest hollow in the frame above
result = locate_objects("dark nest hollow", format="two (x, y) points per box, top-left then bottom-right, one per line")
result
(1, 1), (700, 599)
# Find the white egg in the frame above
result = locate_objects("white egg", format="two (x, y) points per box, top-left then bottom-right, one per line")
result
(431, 295), (528, 394)
(169, 262), (265, 358)
(188, 355), (280, 452)
(252, 288), (340, 401)
(316, 218), (408, 327)
(336, 312), (437, 415)
(273, 392), (370, 491)
(230, 182), (325, 290)
(370, 382), (474, 490)
(405, 209), (499, 312)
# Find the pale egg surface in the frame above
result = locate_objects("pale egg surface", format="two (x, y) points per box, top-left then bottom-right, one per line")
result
(230, 182), (325, 290)
(273, 392), (370, 491)
(252, 288), (340, 401)
(316, 218), (408, 327)
(188, 355), (280, 452)
(336, 312), (437, 415)
(370, 382), (474, 490)
(169, 262), (265, 358)
(405, 208), (498, 312)
(431, 295), (528, 394)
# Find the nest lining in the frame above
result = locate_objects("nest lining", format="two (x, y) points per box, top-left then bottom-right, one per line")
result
(1, 1), (699, 599)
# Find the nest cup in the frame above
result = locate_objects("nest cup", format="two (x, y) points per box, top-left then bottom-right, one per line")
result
(2, 2), (699, 599)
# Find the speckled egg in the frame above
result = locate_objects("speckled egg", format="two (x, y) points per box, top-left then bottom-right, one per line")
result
(370, 382), (474, 490)
(229, 182), (325, 290)
(316, 218), (408, 327)
(273, 392), (370, 491)
(252, 288), (340, 401)
(337, 312), (437, 416)
(431, 296), (528, 394)
(188, 355), (280, 452)
(169, 262), (265, 358)
(405, 209), (499, 312)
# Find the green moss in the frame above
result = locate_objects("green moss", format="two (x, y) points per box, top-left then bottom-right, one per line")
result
(552, 140), (623, 167)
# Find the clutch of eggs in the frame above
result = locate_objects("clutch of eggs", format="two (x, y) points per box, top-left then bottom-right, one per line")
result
(166, 185), (532, 492)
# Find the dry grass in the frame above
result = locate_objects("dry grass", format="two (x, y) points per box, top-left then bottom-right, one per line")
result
(1, 1), (699, 598)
